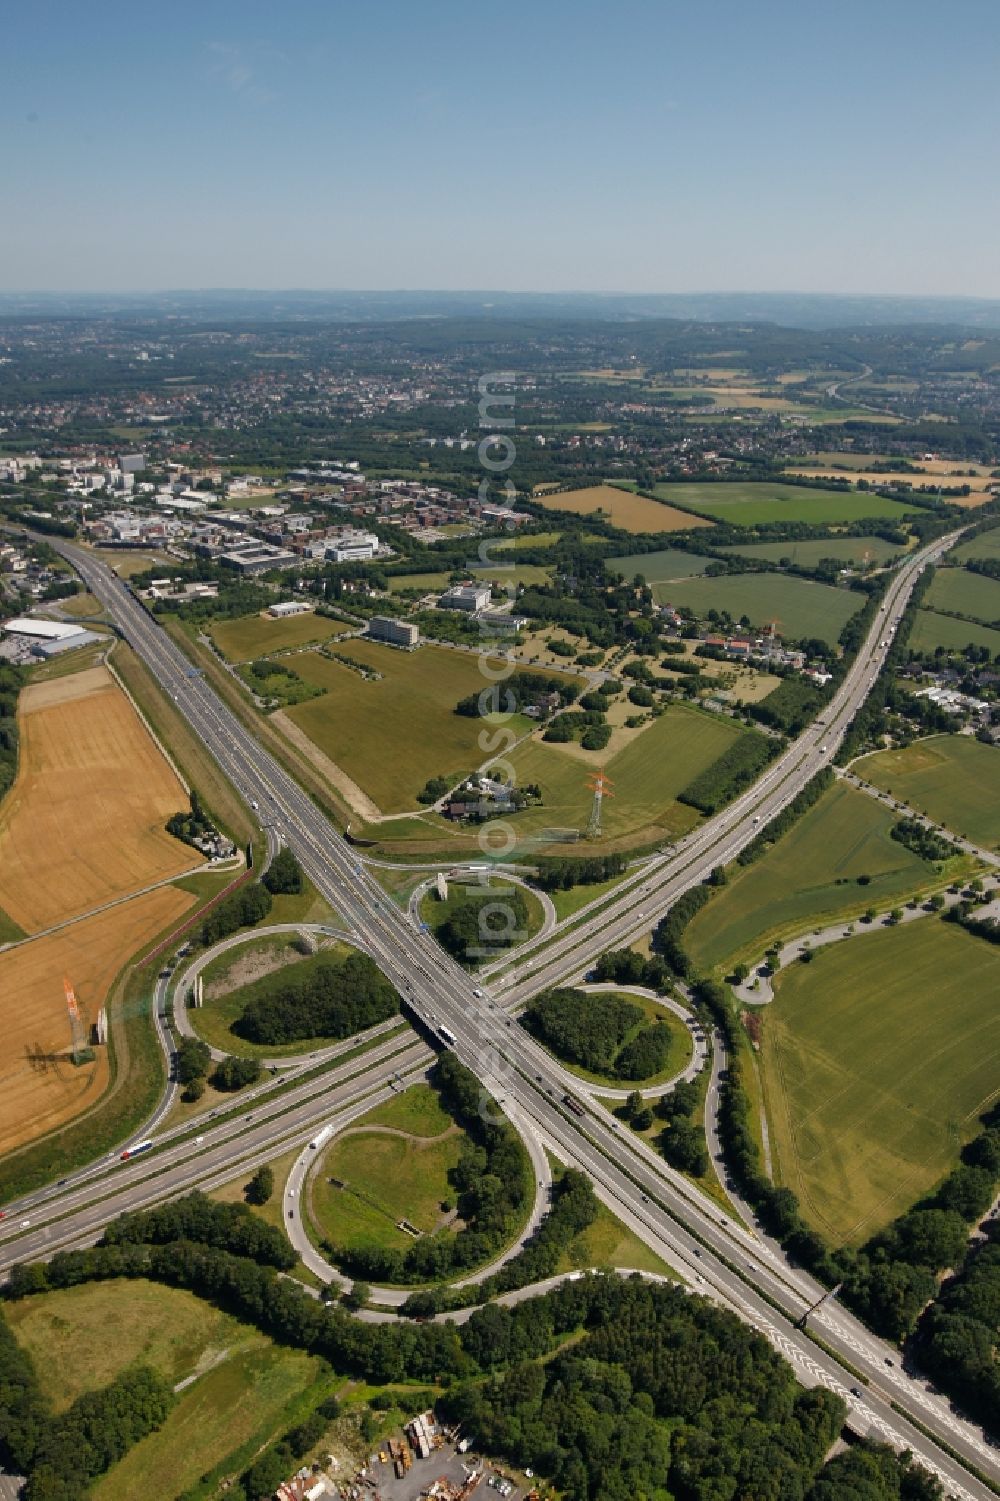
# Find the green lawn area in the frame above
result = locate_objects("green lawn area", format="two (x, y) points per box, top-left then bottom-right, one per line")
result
(91, 1339), (324, 1501)
(90, 548), (174, 578)
(685, 781), (958, 972)
(493, 530), (563, 550)
(7, 1279), (256, 1412)
(387, 571), (452, 593)
(761, 919), (1000, 1244)
(924, 566), (1000, 626)
(646, 572), (864, 643)
(951, 528), (1000, 563)
(856, 734), (1000, 848)
(606, 547), (717, 582)
(308, 1085), (466, 1256)
(191, 938), (380, 1058)
(504, 703), (747, 850)
(552, 1170), (674, 1278)
(716, 536), (904, 567)
(472, 564), (553, 587)
(60, 591), (107, 619)
(208, 609), (353, 661)
(650, 481), (919, 527)
(907, 609), (1000, 654)
(284, 641), (551, 814)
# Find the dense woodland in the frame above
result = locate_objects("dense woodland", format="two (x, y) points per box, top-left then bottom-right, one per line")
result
(232, 950), (398, 1046)
(523, 987), (674, 1082)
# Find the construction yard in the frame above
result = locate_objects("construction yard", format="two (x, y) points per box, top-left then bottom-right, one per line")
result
(0, 664), (201, 933)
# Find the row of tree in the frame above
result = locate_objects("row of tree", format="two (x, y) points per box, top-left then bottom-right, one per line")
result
(530, 852), (627, 892)
(678, 731), (779, 814)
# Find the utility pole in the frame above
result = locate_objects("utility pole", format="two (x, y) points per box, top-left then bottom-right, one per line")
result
(796, 1282), (842, 1330)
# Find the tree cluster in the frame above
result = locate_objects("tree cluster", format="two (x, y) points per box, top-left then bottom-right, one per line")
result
(523, 988), (671, 1082)
(199, 880), (272, 947)
(436, 886), (530, 966)
(233, 950), (398, 1046)
(454, 671), (578, 718)
(889, 818), (957, 863)
(261, 846), (304, 895)
(531, 853), (627, 892)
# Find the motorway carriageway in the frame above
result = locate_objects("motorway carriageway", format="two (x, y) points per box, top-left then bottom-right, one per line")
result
(1, 532), (994, 1498)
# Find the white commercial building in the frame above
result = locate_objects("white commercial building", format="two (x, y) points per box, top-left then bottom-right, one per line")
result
(324, 530), (379, 563)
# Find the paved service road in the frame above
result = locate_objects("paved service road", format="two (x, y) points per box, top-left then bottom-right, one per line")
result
(1, 531), (995, 1499)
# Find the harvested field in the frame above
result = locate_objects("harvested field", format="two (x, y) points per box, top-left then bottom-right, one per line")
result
(0, 665), (200, 933)
(0, 884), (194, 1157)
(537, 484), (712, 534)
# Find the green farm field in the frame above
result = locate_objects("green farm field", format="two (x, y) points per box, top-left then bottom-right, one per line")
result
(951, 528), (1000, 563)
(716, 536), (904, 567)
(208, 609), (352, 661)
(762, 919), (1000, 1243)
(685, 781), (957, 971)
(856, 734), (1000, 848)
(907, 609), (1000, 654)
(537, 483), (713, 534)
(650, 481), (919, 527)
(647, 572), (864, 642)
(503, 703), (748, 849)
(309, 1084), (466, 1256)
(284, 642), (549, 814)
(606, 546), (716, 581)
(924, 566), (1000, 625)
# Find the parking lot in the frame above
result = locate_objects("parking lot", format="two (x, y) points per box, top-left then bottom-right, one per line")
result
(361, 1441), (522, 1501)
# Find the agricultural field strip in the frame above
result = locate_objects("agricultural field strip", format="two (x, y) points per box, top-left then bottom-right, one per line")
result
(0, 862), (219, 952)
(18, 534), (995, 1493)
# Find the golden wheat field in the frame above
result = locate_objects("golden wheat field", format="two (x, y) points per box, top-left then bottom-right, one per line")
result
(0, 885), (194, 1157)
(537, 483), (712, 534)
(0, 666), (200, 934)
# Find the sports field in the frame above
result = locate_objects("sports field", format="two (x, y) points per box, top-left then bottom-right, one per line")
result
(685, 781), (951, 971)
(0, 884), (195, 1158)
(309, 1084), (466, 1256)
(284, 642), (546, 815)
(208, 609), (352, 661)
(856, 734), (1000, 847)
(716, 536), (904, 567)
(650, 481), (919, 527)
(537, 483), (713, 534)
(762, 919), (1000, 1243)
(908, 609), (1000, 654)
(952, 529), (1000, 563)
(646, 572), (864, 643)
(606, 546), (716, 582)
(0, 666), (200, 934)
(503, 703), (746, 848)
(924, 566), (1000, 626)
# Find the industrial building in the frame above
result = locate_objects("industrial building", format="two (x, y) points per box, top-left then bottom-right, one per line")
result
(0, 617), (103, 659)
(369, 615), (420, 647)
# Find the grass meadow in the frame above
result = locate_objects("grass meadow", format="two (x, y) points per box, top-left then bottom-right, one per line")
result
(606, 546), (717, 581)
(504, 703), (747, 849)
(284, 642), (545, 814)
(908, 609), (1000, 654)
(208, 609), (353, 661)
(857, 734), (1000, 848)
(684, 781), (956, 972)
(646, 572), (865, 642)
(716, 536), (905, 567)
(923, 566), (1000, 625)
(650, 481), (919, 527)
(761, 919), (1000, 1243)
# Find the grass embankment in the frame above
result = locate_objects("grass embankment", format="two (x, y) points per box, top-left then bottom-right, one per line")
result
(856, 734), (1000, 850)
(684, 780), (970, 973)
(760, 918), (1000, 1246)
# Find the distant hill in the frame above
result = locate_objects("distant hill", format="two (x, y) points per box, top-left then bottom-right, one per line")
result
(2, 288), (1000, 331)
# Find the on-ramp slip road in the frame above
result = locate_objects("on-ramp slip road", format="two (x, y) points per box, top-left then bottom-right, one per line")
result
(1, 532), (992, 1499)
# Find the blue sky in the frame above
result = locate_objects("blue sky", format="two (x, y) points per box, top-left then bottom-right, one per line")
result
(3, 0), (998, 294)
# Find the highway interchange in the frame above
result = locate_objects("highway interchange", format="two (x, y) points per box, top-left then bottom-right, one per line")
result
(1, 531), (997, 1499)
